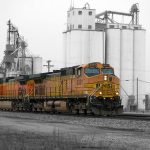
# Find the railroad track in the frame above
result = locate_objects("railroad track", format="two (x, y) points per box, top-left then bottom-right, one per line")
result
(74, 113), (150, 121)
(1, 110), (150, 121)
(115, 113), (150, 121)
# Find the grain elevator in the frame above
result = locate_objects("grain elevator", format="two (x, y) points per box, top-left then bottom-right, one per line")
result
(63, 3), (146, 110)
(1, 20), (42, 77)
(63, 3), (105, 67)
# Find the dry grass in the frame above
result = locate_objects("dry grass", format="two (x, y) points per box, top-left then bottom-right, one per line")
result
(0, 128), (82, 150)
(0, 127), (144, 150)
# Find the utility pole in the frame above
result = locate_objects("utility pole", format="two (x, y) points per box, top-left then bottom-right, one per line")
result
(43, 60), (54, 72)
(137, 77), (138, 111)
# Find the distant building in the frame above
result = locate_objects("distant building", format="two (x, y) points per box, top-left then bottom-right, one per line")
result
(1, 20), (42, 77)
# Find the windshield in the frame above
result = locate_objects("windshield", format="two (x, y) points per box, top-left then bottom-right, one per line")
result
(101, 68), (114, 75)
(85, 68), (100, 77)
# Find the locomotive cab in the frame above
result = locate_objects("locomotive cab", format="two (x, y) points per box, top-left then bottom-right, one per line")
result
(76, 62), (102, 77)
(101, 64), (114, 75)
(79, 62), (115, 77)
(77, 62), (122, 115)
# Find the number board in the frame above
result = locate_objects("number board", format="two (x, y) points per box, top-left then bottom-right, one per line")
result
(88, 63), (97, 68)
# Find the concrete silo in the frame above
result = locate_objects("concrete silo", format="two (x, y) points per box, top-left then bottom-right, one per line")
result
(90, 31), (104, 63)
(33, 57), (42, 74)
(120, 29), (134, 107)
(69, 30), (82, 66)
(133, 29), (146, 109)
(106, 28), (121, 78)
(66, 32), (71, 67)
(81, 31), (90, 64)
(63, 33), (67, 67)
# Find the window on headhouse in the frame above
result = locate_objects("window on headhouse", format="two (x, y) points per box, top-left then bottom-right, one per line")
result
(73, 11), (74, 15)
(78, 11), (82, 15)
(78, 24), (82, 29)
(68, 13), (70, 17)
(89, 11), (92, 15)
(88, 25), (92, 29)
(72, 24), (74, 29)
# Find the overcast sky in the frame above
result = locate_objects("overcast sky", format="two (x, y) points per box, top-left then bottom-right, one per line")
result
(0, 0), (150, 73)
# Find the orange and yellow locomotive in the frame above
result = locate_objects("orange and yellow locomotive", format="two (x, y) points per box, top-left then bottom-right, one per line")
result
(0, 62), (123, 115)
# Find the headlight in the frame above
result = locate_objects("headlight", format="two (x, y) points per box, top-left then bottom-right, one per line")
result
(99, 92), (102, 95)
(104, 75), (107, 81)
(84, 91), (88, 94)
(116, 92), (119, 95)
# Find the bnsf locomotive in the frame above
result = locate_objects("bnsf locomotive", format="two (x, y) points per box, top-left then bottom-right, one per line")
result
(0, 62), (123, 115)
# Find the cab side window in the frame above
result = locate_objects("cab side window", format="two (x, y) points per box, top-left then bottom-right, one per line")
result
(77, 68), (82, 76)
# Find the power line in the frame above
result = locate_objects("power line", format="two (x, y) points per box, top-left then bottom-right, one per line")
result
(121, 79), (150, 84)
(138, 80), (150, 84)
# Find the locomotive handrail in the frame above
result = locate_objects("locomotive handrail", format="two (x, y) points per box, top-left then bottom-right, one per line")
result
(87, 86), (101, 106)
(24, 88), (33, 98)
(90, 87), (101, 97)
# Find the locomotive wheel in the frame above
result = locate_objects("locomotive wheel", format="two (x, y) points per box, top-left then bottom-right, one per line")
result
(91, 108), (101, 116)
(71, 108), (79, 115)
(91, 108), (107, 116)
(76, 109), (79, 115)
(115, 107), (123, 115)
(82, 109), (87, 115)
